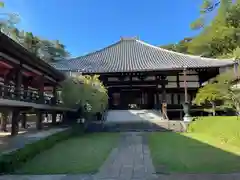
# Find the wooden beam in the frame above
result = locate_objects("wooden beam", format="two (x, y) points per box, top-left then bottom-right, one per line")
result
(0, 52), (20, 64)
(104, 79), (168, 86)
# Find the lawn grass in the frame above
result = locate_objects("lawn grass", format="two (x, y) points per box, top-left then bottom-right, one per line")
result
(148, 116), (240, 173)
(188, 116), (240, 147)
(18, 132), (119, 174)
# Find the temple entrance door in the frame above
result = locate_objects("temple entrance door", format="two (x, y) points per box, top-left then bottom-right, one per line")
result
(109, 89), (155, 109)
(121, 90), (142, 109)
(111, 92), (121, 109)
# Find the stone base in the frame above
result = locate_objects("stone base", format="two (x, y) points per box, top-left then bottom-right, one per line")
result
(183, 116), (192, 122)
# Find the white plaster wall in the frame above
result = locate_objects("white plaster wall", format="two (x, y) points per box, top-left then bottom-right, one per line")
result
(179, 75), (199, 81)
(166, 82), (177, 88)
(180, 81), (199, 88)
(167, 76), (177, 81)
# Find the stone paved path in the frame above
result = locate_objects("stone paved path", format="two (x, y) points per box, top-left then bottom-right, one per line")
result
(94, 132), (158, 180)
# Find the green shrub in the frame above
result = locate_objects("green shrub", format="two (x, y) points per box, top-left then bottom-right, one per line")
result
(0, 127), (83, 174)
(61, 75), (108, 116)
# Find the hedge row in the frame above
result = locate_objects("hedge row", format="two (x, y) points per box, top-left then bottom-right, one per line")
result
(0, 126), (83, 174)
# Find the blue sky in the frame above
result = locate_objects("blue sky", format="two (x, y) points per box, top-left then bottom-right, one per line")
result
(4, 0), (203, 57)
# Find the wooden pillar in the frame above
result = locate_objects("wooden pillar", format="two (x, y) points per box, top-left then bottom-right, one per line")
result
(52, 85), (57, 105)
(3, 77), (9, 98)
(14, 66), (23, 100)
(155, 75), (160, 109)
(3, 70), (13, 98)
(11, 109), (20, 136)
(197, 71), (202, 87)
(36, 110), (43, 130)
(156, 90), (160, 109)
(23, 81), (28, 100)
(183, 67), (188, 103)
(38, 76), (45, 104)
(182, 67), (192, 122)
(0, 109), (8, 132)
(52, 111), (57, 125)
(176, 73), (180, 104)
(161, 76), (167, 103)
(21, 112), (27, 129)
(161, 75), (168, 119)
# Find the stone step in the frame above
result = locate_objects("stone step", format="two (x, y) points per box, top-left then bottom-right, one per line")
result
(85, 121), (185, 132)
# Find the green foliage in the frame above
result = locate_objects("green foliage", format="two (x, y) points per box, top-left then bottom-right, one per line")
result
(190, 17), (205, 30)
(161, 37), (192, 54)
(188, 0), (239, 57)
(0, 1), (20, 35)
(194, 66), (240, 113)
(0, 1), (69, 62)
(193, 83), (223, 106)
(61, 75), (108, 115)
(0, 128), (77, 173)
(38, 39), (70, 62)
(11, 31), (70, 62)
(218, 47), (240, 58)
(193, 83), (224, 115)
(162, 1), (238, 57)
(0, 1), (4, 8)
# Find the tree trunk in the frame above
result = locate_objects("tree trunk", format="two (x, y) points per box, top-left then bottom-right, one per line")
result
(211, 102), (216, 116)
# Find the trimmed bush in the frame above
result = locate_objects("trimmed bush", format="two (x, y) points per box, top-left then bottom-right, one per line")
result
(0, 127), (83, 174)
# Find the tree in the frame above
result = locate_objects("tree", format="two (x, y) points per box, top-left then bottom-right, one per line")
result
(193, 83), (223, 115)
(214, 66), (240, 113)
(0, 2), (69, 62)
(0, 1), (20, 37)
(190, 0), (230, 30)
(38, 39), (70, 62)
(187, 0), (240, 57)
(161, 37), (192, 54)
(61, 75), (108, 119)
(194, 65), (240, 115)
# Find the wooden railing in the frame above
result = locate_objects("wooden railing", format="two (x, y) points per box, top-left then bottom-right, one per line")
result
(0, 83), (61, 105)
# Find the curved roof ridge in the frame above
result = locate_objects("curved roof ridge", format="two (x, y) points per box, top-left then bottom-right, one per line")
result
(136, 39), (233, 62)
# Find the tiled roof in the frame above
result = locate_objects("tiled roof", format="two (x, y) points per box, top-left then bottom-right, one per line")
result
(50, 38), (234, 73)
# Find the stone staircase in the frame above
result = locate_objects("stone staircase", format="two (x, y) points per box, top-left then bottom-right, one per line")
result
(101, 110), (186, 132)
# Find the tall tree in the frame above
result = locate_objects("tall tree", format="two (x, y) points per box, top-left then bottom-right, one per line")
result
(190, 0), (230, 30)
(161, 37), (192, 53)
(193, 83), (224, 116)
(187, 0), (240, 57)
(38, 39), (70, 62)
(0, 1), (20, 37)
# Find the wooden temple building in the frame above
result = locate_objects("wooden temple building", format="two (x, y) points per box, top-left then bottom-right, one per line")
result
(51, 37), (235, 120)
(0, 32), (75, 135)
